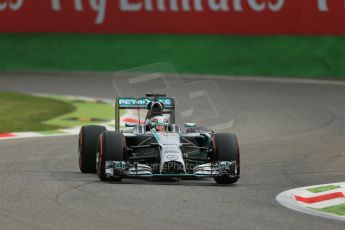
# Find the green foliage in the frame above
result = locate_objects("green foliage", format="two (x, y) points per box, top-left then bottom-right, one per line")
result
(0, 34), (344, 78)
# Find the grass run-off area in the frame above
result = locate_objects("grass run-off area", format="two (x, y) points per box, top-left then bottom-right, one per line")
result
(0, 92), (75, 133)
(307, 185), (340, 193)
(316, 203), (345, 216)
(43, 96), (114, 128)
(0, 34), (344, 79)
(0, 93), (115, 133)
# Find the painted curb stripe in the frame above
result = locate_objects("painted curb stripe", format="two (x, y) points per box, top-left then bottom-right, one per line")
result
(277, 182), (345, 221)
(295, 187), (344, 198)
(295, 192), (345, 204)
(0, 133), (16, 138)
(304, 198), (345, 209)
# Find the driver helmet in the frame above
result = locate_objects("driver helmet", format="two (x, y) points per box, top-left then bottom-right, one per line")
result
(150, 115), (169, 132)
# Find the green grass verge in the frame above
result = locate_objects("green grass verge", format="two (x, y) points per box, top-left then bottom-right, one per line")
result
(0, 92), (75, 133)
(0, 93), (115, 133)
(1, 34), (345, 78)
(315, 203), (345, 216)
(43, 97), (114, 128)
(307, 185), (340, 193)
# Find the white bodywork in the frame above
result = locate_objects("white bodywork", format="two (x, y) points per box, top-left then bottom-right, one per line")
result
(153, 132), (186, 173)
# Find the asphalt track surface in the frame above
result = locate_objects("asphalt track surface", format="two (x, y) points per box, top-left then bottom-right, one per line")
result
(0, 72), (345, 230)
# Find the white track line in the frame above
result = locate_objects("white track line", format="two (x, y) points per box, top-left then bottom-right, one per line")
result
(181, 74), (345, 86)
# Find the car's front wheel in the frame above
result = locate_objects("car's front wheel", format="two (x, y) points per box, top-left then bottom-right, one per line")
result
(97, 131), (126, 181)
(213, 133), (240, 184)
(79, 125), (106, 173)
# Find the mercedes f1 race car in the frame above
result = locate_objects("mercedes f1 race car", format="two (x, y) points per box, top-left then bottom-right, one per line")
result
(78, 94), (240, 184)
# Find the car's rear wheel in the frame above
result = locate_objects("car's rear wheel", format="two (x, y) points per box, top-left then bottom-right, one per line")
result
(213, 133), (240, 184)
(79, 125), (106, 173)
(97, 131), (126, 181)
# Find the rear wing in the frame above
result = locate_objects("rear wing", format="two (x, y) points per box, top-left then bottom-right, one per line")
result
(115, 96), (175, 130)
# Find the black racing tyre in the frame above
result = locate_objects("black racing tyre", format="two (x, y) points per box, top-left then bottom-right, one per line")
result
(213, 133), (240, 184)
(97, 131), (126, 181)
(78, 125), (106, 173)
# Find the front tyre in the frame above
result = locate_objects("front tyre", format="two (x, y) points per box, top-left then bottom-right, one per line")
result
(97, 131), (126, 181)
(79, 125), (106, 173)
(213, 133), (240, 184)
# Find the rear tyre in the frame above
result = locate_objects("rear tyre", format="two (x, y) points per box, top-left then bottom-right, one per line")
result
(213, 133), (240, 184)
(97, 131), (126, 181)
(79, 125), (106, 173)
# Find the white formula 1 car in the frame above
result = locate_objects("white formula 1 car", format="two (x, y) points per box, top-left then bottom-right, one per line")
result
(78, 94), (240, 184)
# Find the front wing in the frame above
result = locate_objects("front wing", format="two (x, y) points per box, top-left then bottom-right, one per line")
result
(104, 161), (238, 179)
